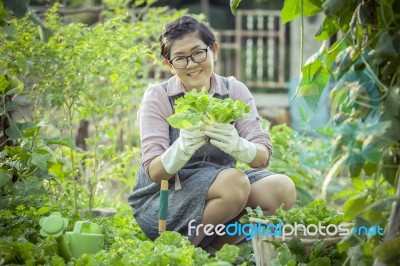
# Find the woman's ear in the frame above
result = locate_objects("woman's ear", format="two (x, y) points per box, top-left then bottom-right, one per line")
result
(212, 42), (219, 62)
(163, 58), (176, 75)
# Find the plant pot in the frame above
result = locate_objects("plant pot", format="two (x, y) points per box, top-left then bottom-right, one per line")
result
(249, 218), (344, 266)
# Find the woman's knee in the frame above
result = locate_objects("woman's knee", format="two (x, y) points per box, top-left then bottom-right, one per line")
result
(276, 174), (296, 209)
(211, 168), (250, 207)
(248, 174), (296, 212)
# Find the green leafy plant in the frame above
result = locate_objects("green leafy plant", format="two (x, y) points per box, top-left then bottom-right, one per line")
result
(241, 199), (345, 228)
(266, 238), (347, 266)
(271, 199), (344, 228)
(254, 122), (331, 206)
(0, 120), (80, 210)
(0, 204), (241, 265)
(1, 2), (186, 211)
(274, 0), (400, 264)
(167, 90), (251, 129)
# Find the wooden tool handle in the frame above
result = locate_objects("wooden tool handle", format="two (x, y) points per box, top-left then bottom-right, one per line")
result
(158, 180), (169, 234)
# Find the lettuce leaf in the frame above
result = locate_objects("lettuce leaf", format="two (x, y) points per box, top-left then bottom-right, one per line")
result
(167, 89), (251, 129)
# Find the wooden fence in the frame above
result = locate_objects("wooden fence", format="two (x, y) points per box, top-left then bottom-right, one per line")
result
(215, 10), (287, 90)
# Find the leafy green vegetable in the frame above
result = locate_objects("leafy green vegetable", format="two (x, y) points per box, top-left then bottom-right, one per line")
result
(272, 199), (345, 227)
(242, 199), (345, 229)
(0, 205), (240, 265)
(167, 90), (251, 129)
(266, 237), (347, 265)
(215, 244), (240, 264)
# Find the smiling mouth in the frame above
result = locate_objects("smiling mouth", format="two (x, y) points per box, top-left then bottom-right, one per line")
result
(187, 70), (202, 77)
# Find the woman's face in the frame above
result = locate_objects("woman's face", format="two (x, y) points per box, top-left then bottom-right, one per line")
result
(164, 34), (219, 92)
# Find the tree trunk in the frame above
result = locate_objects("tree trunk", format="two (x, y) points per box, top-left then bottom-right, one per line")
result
(0, 95), (14, 151)
(75, 120), (89, 151)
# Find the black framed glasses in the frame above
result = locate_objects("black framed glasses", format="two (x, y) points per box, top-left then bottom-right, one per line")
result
(169, 46), (211, 69)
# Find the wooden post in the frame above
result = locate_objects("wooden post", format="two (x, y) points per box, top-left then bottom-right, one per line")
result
(200, 0), (209, 20)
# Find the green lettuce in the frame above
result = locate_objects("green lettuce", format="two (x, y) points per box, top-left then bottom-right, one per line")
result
(167, 90), (251, 129)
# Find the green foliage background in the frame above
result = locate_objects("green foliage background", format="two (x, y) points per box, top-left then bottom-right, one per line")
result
(232, 0), (400, 265)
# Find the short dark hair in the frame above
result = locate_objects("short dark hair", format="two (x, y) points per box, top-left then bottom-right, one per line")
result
(159, 15), (215, 60)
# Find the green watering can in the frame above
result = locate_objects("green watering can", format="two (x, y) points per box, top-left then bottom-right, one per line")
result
(39, 212), (104, 261)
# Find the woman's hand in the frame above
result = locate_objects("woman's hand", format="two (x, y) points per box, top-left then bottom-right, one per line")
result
(160, 123), (206, 174)
(179, 123), (206, 156)
(205, 122), (256, 164)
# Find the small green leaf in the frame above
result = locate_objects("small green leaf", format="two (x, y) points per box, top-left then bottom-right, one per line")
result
(167, 112), (202, 129)
(0, 74), (10, 93)
(315, 17), (339, 41)
(230, 0), (242, 15)
(363, 162), (378, 177)
(37, 206), (52, 215)
(308, 240), (325, 261)
(45, 137), (81, 151)
(281, 0), (301, 23)
(349, 162), (364, 178)
(281, 0), (323, 24)
(322, 0), (355, 17)
(287, 237), (305, 257)
(3, 21), (16, 37)
(337, 234), (354, 253)
(49, 162), (64, 180)
(154, 231), (187, 246)
(343, 190), (368, 221)
(28, 11), (52, 42)
(298, 49), (331, 111)
(215, 244), (240, 264)
(307, 257), (331, 266)
(360, 197), (400, 225)
(5, 122), (36, 140)
(0, 169), (12, 188)
(5, 87), (22, 96)
(362, 140), (382, 164)
(31, 153), (49, 170)
(4, 145), (23, 157)
(24, 126), (40, 137)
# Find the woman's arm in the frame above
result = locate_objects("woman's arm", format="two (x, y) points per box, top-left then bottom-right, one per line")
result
(139, 85), (173, 183)
(249, 143), (270, 168)
(148, 156), (174, 184)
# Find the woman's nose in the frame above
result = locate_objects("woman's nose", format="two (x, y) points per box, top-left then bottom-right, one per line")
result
(186, 57), (198, 68)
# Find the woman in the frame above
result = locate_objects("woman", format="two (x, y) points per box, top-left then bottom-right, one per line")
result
(128, 15), (296, 250)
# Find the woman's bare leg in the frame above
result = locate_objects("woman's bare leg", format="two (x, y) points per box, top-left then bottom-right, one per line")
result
(190, 168), (250, 246)
(209, 174), (296, 249)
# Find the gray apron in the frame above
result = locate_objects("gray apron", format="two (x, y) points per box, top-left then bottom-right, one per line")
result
(128, 77), (273, 247)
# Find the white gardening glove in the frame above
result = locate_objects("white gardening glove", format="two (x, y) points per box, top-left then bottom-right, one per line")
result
(205, 122), (256, 164)
(161, 123), (206, 174)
